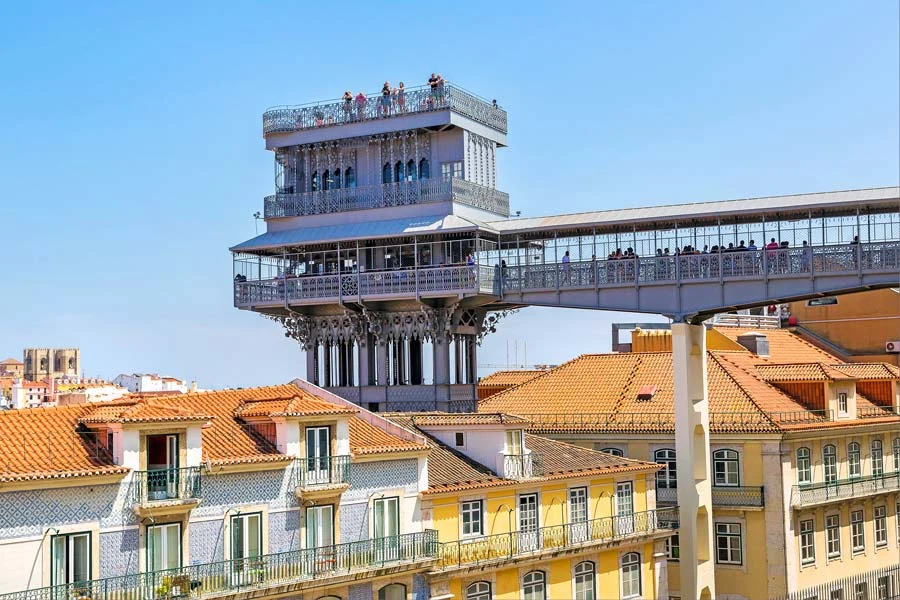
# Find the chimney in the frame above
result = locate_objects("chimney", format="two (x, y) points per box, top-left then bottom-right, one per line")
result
(736, 333), (770, 357)
(190, 381), (198, 392)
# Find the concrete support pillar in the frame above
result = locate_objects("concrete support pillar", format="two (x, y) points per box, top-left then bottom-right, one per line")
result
(306, 346), (318, 386)
(376, 340), (389, 386)
(454, 339), (464, 384)
(410, 339), (423, 385)
(671, 323), (715, 600)
(433, 336), (450, 385)
(466, 335), (478, 384)
(358, 335), (375, 386)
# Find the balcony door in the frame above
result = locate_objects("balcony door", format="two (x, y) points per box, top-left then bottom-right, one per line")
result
(147, 523), (181, 573)
(373, 496), (400, 561)
(51, 532), (90, 586)
(147, 434), (179, 500)
(306, 505), (335, 574)
(569, 487), (589, 543)
(306, 426), (331, 485)
(615, 482), (635, 535)
(231, 512), (262, 584)
(518, 493), (540, 552)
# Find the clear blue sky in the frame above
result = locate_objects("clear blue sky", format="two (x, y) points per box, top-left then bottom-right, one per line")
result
(1, 1), (897, 387)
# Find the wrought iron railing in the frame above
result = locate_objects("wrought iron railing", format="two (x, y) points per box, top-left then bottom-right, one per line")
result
(130, 467), (202, 505)
(770, 564), (899, 600)
(435, 508), (677, 570)
(858, 405), (900, 419)
(502, 453), (544, 479)
(0, 530), (439, 600)
(264, 177), (510, 218)
(791, 472), (900, 507)
(293, 455), (351, 489)
(262, 82), (507, 135)
(656, 485), (764, 507)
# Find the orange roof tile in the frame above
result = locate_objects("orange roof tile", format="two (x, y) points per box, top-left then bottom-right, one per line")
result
(479, 370), (547, 388)
(831, 363), (900, 380)
(755, 363), (856, 382)
(714, 327), (840, 362)
(234, 394), (356, 418)
(349, 417), (427, 455)
(407, 413), (531, 427)
(80, 400), (213, 424)
(0, 405), (126, 482)
(0, 358), (23, 366)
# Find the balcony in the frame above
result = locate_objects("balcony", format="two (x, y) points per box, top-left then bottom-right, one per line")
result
(502, 453), (544, 479)
(262, 82), (507, 136)
(434, 508), (677, 572)
(293, 455), (351, 499)
(265, 177), (510, 218)
(0, 531), (439, 600)
(656, 486), (765, 508)
(791, 472), (900, 508)
(130, 467), (202, 516)
(234, 265), (494, 309)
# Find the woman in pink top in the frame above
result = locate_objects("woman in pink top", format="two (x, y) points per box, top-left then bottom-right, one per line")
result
(355, 91), (367, 120)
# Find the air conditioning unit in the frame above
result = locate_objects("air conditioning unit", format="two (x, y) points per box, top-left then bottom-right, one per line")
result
(886, 341), (900, 353)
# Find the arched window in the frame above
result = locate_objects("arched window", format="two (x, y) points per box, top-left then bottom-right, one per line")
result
(406, 159), (416, 181)
(654, 449), (677, 489)
(893, 438), (900, 472)
(394, 160), (405, 183)
(377, 583), (406, 600)
(621, 552), (642, 598)
(713, 449), (740, 486)
(382, 163), (391, 184)
(823, 444), (837, 483)
(322, 169), (331, 191)
(872, 439), (884, 476)
(796, 447), (811, 484)
(344, 167), (356, 188)
(465, 581), (491, 600)
(573, 561), (595, 600)
(40, 358), (47, 370)
(523, 571), (546, 600)
(332, 168), (342, 189)
(311, 171), (320, 192)
(601, 447), (624, 457)
(67, 357), (75, 370)
(419, 158), (430, 179)
(848, 442), (861, 478)
(317, 597), (342, 600)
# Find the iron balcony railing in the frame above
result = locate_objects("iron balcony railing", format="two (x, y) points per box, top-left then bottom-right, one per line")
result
(516, 410), (836, 432)
(130, 467), (202, 505)
(234, 241), (898, 310)
(435, 508), (678, 570)
(262, 82), (507, 135)
(656, 485), (765, 507)
(791, 472), (900, 507)
(264, 177), (510, 218)
(502, 453), (544, 479)
(0, 530), (439, 600)
(771, 564), (899, 600)
(857, 405), (900, 419)
(293, 455), (351, 489)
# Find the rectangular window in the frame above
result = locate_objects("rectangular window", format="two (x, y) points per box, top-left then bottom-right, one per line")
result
(830, 590), (844, 600)
(306, 505), (334, 549)
(505, 430), (523, 455)
(666, 534), (680, 561)
(373, 496), (399, 539)
(897, 502), (900, 543)
(838, 392), (848, 414)
(147, 522), (181, 571)
(715, 523), (742, 565)
(826, 515), (841, 558)
(849, 444), (861, 478)
(231, 512), (262, 583)
(440, 161), (463, 180)
(877, 576), (892, 600)
(454, 432), (465, 447)
(616, 481), (635, 535)
(855, 583), (868, 600)
(851, 510), (865, 553)
(873, 506), (887, 547)
(569, 487), (589, 543)
(461, 500), (483, 536)
(51, 532), (91, 585)
(713, 450), (740, 486)
(800, 519), (815, 565)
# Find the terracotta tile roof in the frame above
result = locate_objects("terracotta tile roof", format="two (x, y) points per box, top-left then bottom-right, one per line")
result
(125, 390), (185, 398)
(234, 394), (356, 418)
(407, 412), (531, 427)
(0, 405), (127, 482)
(479, 370), (547, 388)
(755, 363), (856, 382)
(713, 327), (840, 362)
(382, 414), (659, 494)
(831, 363), (900, 379)
(79, 400), (213, 424)
(349, 417), (427, 455)
(0, 358), (23, 366)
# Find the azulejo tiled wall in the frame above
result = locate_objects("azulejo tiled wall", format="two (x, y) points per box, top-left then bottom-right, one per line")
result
(99, 529), (138, 578)
(188, 519), (223, 565)
(339, 502), (368, 543)
(348, 582), (373, 600)
(0, 483), (128, 539)
(268, 509), (301, 553)
(194, 467), (295, 518)
(344, 459), (418, 502)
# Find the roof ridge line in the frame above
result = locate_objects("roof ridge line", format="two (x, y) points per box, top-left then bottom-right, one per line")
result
(609, 354), (642, 418)
(709, 353), (779, 429)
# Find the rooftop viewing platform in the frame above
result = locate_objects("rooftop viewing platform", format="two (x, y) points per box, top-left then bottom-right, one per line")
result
(262, 81), (507, 139)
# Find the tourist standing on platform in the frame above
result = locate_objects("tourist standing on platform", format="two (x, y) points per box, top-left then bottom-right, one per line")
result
(355, 91), (367, 120)
(562, 250), (571, 284)
(342, 91), (353, 121)
(381, 81), (392, 117)
(397, 82), (406, 112)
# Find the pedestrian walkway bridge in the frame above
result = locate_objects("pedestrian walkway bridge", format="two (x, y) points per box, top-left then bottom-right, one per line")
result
(233, 186), (899, 322)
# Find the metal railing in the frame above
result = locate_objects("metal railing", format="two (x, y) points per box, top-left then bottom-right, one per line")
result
(706, 313), (780, 328)
(130, 467), (202, 505)
(262, 82), (507, 135)
(0, 530), (439, 600)
(771, 565), (899, 600)
(791, 472), (900, 507)
(264, 177), (510, 218)
(435, 508), (678, 570)
(858, 405), (900, 419)
(293, 455), (351, 489)
(502, 453), (544, 479)
(656, 485), (765, 507)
